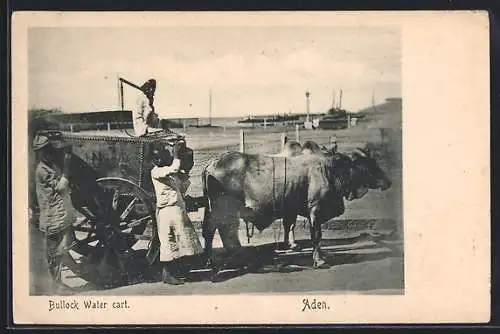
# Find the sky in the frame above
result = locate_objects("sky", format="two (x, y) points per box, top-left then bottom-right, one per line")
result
(28, 26), (401, 118)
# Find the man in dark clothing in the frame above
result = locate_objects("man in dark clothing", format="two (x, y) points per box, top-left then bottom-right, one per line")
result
(33, 135), (77, 290)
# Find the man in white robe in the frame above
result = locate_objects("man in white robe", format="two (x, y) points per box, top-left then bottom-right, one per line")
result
(132, 78), (166, 137)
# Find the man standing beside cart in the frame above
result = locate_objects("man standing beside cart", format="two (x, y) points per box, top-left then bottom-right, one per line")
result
(33, 135), (77, 291)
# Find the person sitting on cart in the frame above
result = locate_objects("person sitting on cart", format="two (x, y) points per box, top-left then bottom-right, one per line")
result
(150, 141), (203, 285)
(33, 134), (77, 291)
(133, 78), (171, 137)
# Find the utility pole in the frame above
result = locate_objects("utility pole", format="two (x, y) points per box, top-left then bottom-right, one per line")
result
(332, 89), (336, 110)
(305, 91), (311, 122)
(208, 89), (212, 126)
(339, 89), (343, 109)
(372, 91), (378, 124)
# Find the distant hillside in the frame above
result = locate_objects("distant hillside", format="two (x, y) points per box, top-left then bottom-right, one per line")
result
(355, 97), (402, 130)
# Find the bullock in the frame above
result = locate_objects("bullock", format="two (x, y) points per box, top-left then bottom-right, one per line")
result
(200, 146), (391, 273)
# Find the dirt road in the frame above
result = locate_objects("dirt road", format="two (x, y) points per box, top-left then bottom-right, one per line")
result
(77, 259), (404, 296)
(30, 220), (403, 296)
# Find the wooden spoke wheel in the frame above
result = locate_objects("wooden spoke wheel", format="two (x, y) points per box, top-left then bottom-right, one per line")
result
(64, 177), (156, 286)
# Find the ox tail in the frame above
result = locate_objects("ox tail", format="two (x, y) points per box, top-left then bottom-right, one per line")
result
(201, 166), (211, 239)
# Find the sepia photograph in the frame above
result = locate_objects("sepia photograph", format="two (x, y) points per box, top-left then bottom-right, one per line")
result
(26, 24), (403, 296)
(11, 11), (490, 325)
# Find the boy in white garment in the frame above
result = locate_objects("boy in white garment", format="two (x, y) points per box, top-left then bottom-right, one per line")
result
(150, 141), (202, 285)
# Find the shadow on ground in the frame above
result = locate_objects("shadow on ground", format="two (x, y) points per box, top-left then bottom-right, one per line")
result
(45, 231), (403, 294)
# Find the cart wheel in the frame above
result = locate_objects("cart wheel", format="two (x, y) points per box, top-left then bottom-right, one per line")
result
(64, 177), (156, 286)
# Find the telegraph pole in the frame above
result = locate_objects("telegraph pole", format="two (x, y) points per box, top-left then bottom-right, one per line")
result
(208, 89), (213, 126)
(372, 91), (378, 124)
(305, 91), (311, 122)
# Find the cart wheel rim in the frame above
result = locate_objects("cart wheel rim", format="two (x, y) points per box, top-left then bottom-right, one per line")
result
(67, 177), (156, 286)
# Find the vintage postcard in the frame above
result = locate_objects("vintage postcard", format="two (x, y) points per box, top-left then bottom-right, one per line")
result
(11, 11), (490, 325)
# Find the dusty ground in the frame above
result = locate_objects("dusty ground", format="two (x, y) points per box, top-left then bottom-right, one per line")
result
(30, 222), (404, 295)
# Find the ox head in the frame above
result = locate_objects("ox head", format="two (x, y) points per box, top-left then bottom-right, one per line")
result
(301, 140), (322, 155)
(302, 140), (334, 157)
(283, 140), (302, 157)
(346, 148), (392, 200)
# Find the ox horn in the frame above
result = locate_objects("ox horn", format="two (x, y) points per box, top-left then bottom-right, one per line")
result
(353, 148), (368, 157)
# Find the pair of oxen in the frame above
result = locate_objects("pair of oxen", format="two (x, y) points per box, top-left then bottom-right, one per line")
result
(200, 139), (392, 277)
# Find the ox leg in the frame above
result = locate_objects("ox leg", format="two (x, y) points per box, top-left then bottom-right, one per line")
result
(309, 208), (330, 269)
(207, 195), (246, 281)
(210, 211), (248, 283)
(201, 208), (216, 269)
(218, 220), (243, 268)
(283, 213), (299, 250)
(202, 225), (216, 269)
